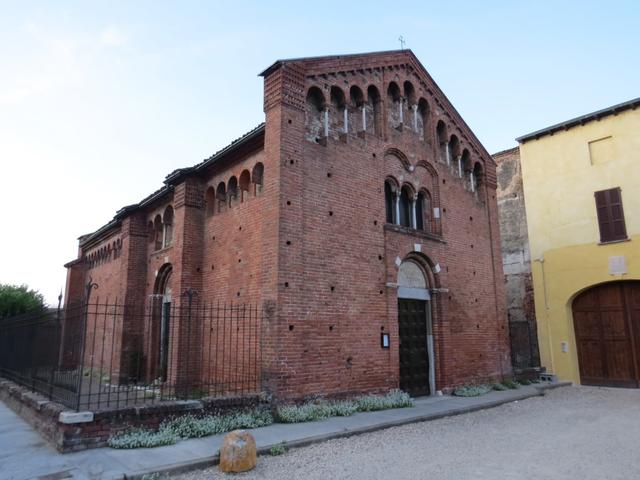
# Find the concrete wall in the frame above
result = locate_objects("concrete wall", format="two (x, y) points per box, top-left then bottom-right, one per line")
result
(519, 106), (640, 384)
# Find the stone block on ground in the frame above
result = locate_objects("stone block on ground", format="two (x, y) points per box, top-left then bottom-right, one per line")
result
(219, 429), (257, 473)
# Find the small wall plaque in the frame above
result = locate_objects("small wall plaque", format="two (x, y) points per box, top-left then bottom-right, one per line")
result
(381, 332), (390, 349)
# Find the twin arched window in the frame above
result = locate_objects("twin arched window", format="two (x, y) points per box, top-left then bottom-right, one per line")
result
(384, 179), (434, 233)
(149, 205), (174, 251)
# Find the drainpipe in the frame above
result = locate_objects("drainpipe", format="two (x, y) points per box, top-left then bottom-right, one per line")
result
(534, 256), (555, 374)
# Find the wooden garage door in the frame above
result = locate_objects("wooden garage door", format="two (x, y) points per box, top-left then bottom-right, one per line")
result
(572, 281), (640, 387)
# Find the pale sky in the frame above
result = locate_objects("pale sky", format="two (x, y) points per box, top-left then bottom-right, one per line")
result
(1, 1), (638, 304)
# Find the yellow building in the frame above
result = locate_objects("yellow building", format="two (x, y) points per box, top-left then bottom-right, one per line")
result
(517, 98), (640, 387)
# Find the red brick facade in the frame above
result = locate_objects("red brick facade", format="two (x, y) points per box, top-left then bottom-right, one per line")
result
(65, 50), (511, 401)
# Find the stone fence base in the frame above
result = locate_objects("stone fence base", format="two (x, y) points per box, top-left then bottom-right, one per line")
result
(0, 378), (264, 453)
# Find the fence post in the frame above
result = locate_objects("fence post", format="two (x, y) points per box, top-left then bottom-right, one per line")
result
(48, 293), (63, 401)
(181, 288), (197, 399)
(75, 278), (98, 411)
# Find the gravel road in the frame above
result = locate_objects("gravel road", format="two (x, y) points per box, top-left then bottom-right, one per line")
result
(175, 386), (640, 480)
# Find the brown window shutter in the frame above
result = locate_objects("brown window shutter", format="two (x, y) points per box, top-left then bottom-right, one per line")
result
(608, 188), (628, 240)
(595, 187), (627, 242)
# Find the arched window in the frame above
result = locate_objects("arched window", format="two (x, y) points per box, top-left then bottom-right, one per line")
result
(472, 162), (484, 194)
(384, 179), (397, 224)
(306, 87), (326, 142)
(366, 85), (381, 136)
(227, 176), (238, 207)
(153, 214), (163, 251)
(417, 98), (429, 141)
(205, 186), (216, 216)
(147, 221), (155, 244)
(399, 185), (413, 228)
(216, 182), (226, 213)
(404, 81), (416, 132)
(387, 82), (402, 130)
(162, 205), (173, 248)
(252, 162), (264, 195)
(436, 121), (448, 163)
(461, 149), (472, 182)
(349, 86), (364, 133)
(417, 190), (432, 232)
(239, 170), (251, 201)
(449, 135), (461, 172)
(330, 86), (347, 136)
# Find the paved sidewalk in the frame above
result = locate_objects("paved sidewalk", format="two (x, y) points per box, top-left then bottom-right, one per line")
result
(0, 382), (568, 480)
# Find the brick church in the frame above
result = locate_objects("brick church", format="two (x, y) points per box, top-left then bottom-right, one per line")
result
(64, 50), (511, 400)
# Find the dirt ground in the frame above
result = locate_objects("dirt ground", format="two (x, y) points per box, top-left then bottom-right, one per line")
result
(175, 386), (640, 480)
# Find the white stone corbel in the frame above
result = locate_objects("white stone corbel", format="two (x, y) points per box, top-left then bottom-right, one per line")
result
(323, 107), (329, 137)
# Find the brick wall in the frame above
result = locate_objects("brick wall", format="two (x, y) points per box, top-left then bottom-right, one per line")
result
(64, 50), (511, 403)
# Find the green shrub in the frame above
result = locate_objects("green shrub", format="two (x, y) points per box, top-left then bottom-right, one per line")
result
(163, 408), (273, 439)
(355, 390), (413, 412)
(270, 442), (287, 456)
(108, 428), (178, 449)
(491, 382), (508, 391)
(452, 384), (492, 397)
(276, 402), (332, 423)
(328, 400), (359, 417)
(277, 390), (412, 423)
(501, 379), (520, 389)
(109, 407), (273, 449)
(519, 379), (532, 386)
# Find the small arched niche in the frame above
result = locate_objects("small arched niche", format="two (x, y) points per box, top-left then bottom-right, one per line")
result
(366, 85), (382, 136)
(306, 87), (326, 142)
(349, 85), (365, 133)
(387, 82), (402, 130)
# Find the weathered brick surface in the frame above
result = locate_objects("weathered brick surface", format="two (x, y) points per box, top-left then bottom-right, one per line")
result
(65, 50), (511, 402)
(493, 147), (540, 372)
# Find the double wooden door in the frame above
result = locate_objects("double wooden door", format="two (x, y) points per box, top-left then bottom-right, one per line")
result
(572, 281), (640, 387)
(398, 299), (430, 396)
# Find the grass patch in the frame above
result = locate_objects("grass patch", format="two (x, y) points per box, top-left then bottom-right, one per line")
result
(452, 384), (492, 397)
(270, 442), (287, 456)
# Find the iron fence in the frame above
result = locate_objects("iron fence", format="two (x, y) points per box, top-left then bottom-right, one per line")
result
(0, 292), (262, 411)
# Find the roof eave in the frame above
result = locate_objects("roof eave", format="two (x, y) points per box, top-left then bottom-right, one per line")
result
(517, 97), (640, 144)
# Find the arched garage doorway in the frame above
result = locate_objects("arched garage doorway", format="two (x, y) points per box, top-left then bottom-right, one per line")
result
(572, 281), (640, 387)
(397, 259), (435, 396)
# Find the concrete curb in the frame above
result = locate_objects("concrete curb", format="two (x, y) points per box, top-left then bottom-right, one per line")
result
(123, 382), (572, 479)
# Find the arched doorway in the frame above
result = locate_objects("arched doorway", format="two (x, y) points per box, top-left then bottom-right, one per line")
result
(152, 264), (172, 382)
(572, 281), (640, 387)
(397, 259), (435, 396)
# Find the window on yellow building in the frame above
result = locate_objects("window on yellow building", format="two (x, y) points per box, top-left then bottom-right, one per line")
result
(595, 187), (627, 243)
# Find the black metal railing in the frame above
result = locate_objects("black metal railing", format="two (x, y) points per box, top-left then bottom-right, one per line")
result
(0, 292), (262, 411)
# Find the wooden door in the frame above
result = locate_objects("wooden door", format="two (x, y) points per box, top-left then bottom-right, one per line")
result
(398, 299), (430, 396)
(572, 281), (640, 387)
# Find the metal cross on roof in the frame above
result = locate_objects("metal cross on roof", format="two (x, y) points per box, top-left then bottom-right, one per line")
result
(398, 35), (406, 50)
